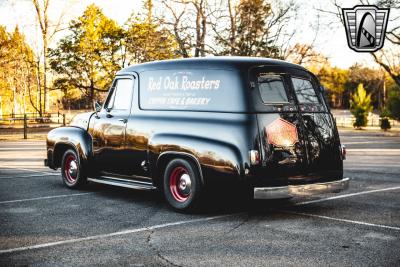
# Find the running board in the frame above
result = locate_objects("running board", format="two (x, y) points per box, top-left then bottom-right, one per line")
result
(87, 177), (156, 190)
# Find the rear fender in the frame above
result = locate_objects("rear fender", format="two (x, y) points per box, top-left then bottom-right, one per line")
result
(149, 134), (244, 186)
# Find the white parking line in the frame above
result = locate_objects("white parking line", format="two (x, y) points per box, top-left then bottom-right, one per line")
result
(344, 141), (395, 145)
(0, 148), (44, 151)
(0, 213), (237, 255)
(296, 186), (400, 206)
(0, 185), (399, 254)
(0, 193), (93, 204)
(288, 211), (400, 231)
(0, 173), (59, 179)
(347, 149), (400, 152)
(0, 166), (54, 175)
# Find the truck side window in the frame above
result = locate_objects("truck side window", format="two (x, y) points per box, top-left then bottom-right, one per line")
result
(106, 79), (134, 110)
(258, 75), (288, 103)
(291, 77), (319, 104)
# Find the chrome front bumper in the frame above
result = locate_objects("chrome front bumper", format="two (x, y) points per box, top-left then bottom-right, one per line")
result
(254, 178), (350, 199)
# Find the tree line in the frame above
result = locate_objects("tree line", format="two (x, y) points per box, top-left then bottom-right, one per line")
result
(0, 0), (399, 120)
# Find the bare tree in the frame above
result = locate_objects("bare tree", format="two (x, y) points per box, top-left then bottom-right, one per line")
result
(226, 0), (238, 55)
(32, 0), (67, 114)
(157, 0), (297, 58)
(286, 43), (328, 66)
(192, 0), (207, 57)
(158, 0), (218, 57)
(211, 0), (297, 58)
(208, 0), (238, 55)
(32, 0), (49, 115)
(159, 0), (192, 57)
(285, 13), (328, 66)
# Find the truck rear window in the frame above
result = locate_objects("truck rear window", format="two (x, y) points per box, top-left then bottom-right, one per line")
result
(139, 69), (246, 112)
(291, 77), (319, 103)
(258, 75), (288, 103)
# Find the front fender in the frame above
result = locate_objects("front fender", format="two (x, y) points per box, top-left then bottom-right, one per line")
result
(46, 126), (93, 169)
(149, 133), (245, 184)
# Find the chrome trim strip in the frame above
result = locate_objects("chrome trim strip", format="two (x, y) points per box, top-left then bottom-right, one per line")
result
(254, 178), (350, 199)
(100, 175), (152, 185)
(87, 177), (156, 190)
(100, 171), (153, 182)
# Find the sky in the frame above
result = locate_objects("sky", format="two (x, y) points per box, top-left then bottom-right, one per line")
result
(0, 0), (392, 69)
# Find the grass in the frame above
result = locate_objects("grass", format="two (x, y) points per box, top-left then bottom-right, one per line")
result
(0, 133), (47, 141)
(337, 125), (400, 136)
(0, 127), (53, 141)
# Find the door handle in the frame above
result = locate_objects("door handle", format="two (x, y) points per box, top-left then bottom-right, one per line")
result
(118, 118), (127, 123)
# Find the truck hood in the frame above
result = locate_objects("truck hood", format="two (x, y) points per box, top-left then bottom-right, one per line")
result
(69, 112), (95, 130)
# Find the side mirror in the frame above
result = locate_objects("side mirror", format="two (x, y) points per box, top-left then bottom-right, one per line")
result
(94, 100), (102, 112)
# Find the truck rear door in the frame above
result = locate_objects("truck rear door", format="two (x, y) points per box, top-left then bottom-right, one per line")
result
(289, 70), (343, 183)
(250, 66), (342, 186)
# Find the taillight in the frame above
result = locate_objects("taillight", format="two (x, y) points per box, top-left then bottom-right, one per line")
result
(340, 145), (346, 160)
(265, 118), (299, 147)
(249, 150), (260, 165)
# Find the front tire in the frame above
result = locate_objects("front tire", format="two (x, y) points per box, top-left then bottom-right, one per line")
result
(163, 159), (202, 211)
(61, 149), (87, 189)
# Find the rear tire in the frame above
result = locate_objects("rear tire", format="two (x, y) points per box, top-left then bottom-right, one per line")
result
(163, 158), (202, 211)
(61, 149), (87, 189)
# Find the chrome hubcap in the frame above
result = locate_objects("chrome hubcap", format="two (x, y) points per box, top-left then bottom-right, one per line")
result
(64, 154), (78, 184)
(178, 174), (191, 195)
(69, 160), (78, 178)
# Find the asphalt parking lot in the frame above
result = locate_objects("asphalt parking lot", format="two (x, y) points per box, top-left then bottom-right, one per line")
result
(0, 130), (399, 266)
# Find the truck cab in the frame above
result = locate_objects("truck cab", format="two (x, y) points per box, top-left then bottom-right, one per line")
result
(45, 57), (349, 211)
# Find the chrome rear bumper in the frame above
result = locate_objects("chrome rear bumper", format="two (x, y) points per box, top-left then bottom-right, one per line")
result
(254, 178), (350, 199)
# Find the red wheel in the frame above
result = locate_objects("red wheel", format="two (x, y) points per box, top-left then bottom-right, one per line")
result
(64, 154), (78, 183)
(61, 149), (87, 189)
(163, 158), (202, 211)
(169, 166), (192, 202)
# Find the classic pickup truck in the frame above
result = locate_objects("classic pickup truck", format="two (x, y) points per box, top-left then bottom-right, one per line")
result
(45, 57), (349, 211)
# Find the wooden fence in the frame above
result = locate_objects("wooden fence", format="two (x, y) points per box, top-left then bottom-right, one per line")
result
(334, 116), (399, 128)
(0, 113), (66, 139)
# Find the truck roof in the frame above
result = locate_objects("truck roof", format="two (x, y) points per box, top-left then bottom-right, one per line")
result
(117, 56), (307, 75)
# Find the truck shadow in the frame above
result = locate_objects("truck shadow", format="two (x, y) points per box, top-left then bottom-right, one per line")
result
(85, 182), (334, 216)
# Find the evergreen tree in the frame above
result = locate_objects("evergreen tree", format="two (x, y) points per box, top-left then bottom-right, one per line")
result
(350, 84), (373, 129)
(235, 0), (278, 57)
(124, 0), (178, 65)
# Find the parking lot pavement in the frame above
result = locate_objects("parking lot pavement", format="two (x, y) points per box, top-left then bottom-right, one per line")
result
(0, 131), (399, 266)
